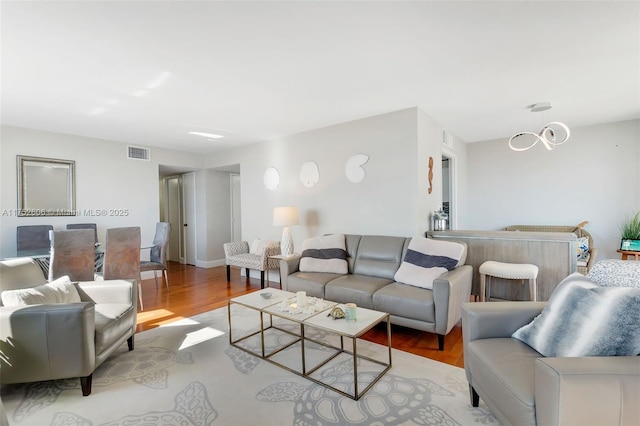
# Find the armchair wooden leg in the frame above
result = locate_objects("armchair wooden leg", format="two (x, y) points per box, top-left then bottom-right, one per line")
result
(470, 385), (480, 407)
(226, 265), (231, 282)
(260, 271), (265, 289)
(437, 334), (444, 351)
(81, 374), (93, 396)
(245, 268), (250, 281)
(127, 335), (134, 351)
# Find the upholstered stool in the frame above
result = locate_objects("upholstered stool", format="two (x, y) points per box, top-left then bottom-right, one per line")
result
(479, 261), (539, 302)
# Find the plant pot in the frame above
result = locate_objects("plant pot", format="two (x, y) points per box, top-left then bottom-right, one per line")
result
(620, 239), (640, 251)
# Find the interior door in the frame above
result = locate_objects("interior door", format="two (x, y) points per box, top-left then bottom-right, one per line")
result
(165, 176), (184, 263)
(182, 172), (197, 265)
(230, 173), (242, 242)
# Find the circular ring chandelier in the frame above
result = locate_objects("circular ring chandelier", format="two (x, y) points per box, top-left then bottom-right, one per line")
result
(509, 103), (570, 152)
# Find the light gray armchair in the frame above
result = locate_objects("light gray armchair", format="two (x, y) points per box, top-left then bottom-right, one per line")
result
(0, 257), (137, 396)
(462, 301), (640, 426)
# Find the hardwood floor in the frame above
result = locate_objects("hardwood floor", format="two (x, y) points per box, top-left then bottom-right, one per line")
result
(136, 261), (465, 369)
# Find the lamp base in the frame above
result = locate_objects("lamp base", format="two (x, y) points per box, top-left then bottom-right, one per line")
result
(281, 227), (294, 257)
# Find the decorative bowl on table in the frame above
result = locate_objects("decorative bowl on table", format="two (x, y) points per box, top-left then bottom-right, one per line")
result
(260, 292), (272, 299)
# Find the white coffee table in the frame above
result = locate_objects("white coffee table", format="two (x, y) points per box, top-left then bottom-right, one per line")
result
(228, 290), (392, 400)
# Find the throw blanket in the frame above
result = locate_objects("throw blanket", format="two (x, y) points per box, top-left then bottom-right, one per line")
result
(299, 234), (348, 274)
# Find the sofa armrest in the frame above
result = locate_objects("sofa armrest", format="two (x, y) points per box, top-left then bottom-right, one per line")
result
(0, 303), (96, 384)
(262, 243), (282, 268)
(535, 356), (640, 426)
(433, 264), (473, 335)
(76, 279), (136, 305)
(461, 301), (546, 342)
(279, 255), (301, 291)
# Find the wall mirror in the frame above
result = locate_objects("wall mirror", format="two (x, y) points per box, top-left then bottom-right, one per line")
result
(17, 155), (76, 216)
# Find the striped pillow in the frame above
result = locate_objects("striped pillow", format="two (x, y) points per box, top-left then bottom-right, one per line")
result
(512, 273), (640, 357)
(393, 237), (466, 290)
(299, 234), (348, 274)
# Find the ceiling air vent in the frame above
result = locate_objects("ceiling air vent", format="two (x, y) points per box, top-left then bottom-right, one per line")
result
(127, 146), (150, 161)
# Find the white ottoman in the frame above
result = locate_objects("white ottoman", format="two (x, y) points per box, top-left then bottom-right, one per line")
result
(479, 261), (539, 302)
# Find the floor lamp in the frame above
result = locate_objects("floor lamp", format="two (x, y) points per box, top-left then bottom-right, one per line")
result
(273, 206), (299, 257)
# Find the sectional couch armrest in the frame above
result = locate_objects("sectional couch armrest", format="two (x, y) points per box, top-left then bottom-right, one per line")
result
(0, 303), (96, 383)
(535, 356), (640, 426)
(433, 264), (473, 335)
(461, 301), (546, 342)
(76, 279), (136, 305)
(279, 255), (301, 291)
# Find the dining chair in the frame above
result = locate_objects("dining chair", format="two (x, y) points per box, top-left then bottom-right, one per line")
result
(100, 227), (142, 309)
(140, 222), (171, 290)
(48, 229), (96, 281)
(66, 223), (98, 245)
(16, 225), (53, 256)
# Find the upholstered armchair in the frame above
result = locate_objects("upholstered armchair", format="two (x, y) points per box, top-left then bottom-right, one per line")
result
(462, 267), (640, 425)
(0, 257), (137, 396)
(223, 240), (281, 289)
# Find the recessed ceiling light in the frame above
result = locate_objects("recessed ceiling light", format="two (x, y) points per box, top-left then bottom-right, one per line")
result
(188, 131), (224, 139)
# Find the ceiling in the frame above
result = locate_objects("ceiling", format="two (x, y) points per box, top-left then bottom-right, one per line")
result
(2, 1), (639, 154)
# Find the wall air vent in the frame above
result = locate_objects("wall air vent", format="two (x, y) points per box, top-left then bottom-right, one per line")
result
(442, 129), (453, 148)
(127, 146), (150, 161)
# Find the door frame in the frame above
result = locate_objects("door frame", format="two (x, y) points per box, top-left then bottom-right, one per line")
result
(442, 147), (457, 230)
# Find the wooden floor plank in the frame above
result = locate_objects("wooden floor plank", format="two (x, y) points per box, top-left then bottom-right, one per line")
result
(136, 261), (465, 368)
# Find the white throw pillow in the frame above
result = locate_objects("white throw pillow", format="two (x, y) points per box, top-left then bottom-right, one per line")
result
(249, 238), (263, 255)
(299, 234), (348, 274)
(394, 237), (466, 290)
(1, 276), (81, 306)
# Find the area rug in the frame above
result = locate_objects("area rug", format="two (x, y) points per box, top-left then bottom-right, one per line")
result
(1, 305), (498, 426)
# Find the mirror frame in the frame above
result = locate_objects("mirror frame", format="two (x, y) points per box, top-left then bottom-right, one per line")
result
(17, 155), (76, 216)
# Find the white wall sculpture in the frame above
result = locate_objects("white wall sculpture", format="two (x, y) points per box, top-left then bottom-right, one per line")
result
(345, 154), (369, 183)
(263, 167), (279, 190)
(299, 161), (320, 188)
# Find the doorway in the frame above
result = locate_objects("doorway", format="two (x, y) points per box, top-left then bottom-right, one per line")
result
(230, 173), (242, 242)
(163, 173), (197, 265)
(442, 151), (456, 229)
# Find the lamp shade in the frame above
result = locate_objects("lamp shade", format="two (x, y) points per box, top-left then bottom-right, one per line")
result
(273, 206), (299, 227)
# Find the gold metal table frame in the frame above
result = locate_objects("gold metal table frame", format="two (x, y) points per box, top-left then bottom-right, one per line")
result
(228, 290), (392, 400)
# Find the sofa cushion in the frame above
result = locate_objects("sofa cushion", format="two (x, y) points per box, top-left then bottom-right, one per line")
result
(1, 276), (80, 306)
(393, 237), (465, 290)
(587, 259), (640, 288)
(576, 236), (590, 261)
(325, 274), (392, 309)
(352, 235), (407, 280)
(373, 282), (435, 323)
(286, 272), (344, 298)
(299, 234), (348, 274)
(512, 273), (640, 357)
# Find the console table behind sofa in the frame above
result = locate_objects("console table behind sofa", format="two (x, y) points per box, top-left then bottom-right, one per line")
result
(428, 230), (577, 301)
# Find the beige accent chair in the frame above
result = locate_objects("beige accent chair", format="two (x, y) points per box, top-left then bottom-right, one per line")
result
(98, 227), (142, 310)
(223, 240), (281, 289)
(0, 257), (137, 396)
(503, 221), (597, 274)
(49, 229), (96, 282)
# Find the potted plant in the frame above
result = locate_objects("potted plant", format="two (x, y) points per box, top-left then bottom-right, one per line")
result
(620, 212), (640, 251)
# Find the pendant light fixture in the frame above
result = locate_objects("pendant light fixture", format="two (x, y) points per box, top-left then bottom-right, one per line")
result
(508, 103), (570, 152)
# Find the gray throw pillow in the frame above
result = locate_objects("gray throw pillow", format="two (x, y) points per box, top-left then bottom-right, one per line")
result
(512, 273), (640, 357)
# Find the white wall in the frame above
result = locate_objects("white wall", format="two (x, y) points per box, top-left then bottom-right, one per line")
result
(466, 119), (640, 260)
(206, 108), (466, 259)
(0, 125), (205, 258)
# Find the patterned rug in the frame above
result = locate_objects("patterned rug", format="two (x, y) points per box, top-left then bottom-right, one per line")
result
(1, 305), (498, 425)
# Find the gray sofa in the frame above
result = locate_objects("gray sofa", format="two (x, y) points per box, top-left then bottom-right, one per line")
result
(0, 257), (137, 396)
(280, 234), (473, 349)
